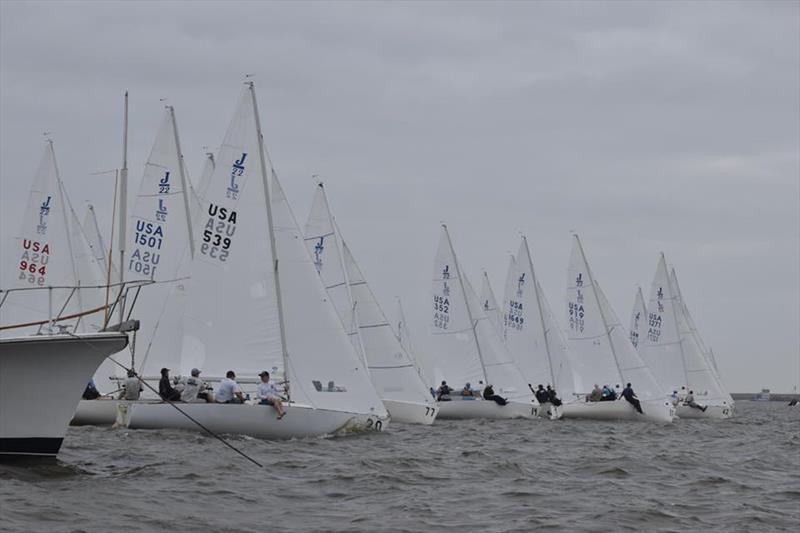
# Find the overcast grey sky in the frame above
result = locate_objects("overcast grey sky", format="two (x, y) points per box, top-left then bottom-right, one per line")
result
(2, 0), (798, 392)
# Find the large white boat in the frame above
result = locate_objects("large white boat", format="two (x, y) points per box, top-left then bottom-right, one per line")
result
(0, 331), (129, 458)
(304, 183), (437, 425)
(430, 225), (537, 420)
(639, 255), (733, 419)
(562, 235), (675, 422)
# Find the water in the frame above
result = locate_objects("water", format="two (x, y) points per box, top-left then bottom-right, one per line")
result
(1, 401), (797, 532)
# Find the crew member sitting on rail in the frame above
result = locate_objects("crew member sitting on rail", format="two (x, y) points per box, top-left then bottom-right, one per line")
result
(121, 369), (142, 400)
(621, 383), (643, 414)
(600, 384), (617, 401)
(436, 381), (452, 401)
(180, 368), (211, 403)
(216, 370), (246, 404)
(158, 368), (181, 402)
(684, 390), (707, 412)
(483, 384), (508, 406)
(257, 371), (285, 419)
(461, 382), (477, 398)
(586, 384), (603, 402)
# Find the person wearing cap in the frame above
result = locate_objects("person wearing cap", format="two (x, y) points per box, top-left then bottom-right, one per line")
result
(159, 368), (181, 402)
(257, 371), (285, 419)
(216, 370), (245, 404)
(120, 369), (142, 401)
(179, 368), (211, 403)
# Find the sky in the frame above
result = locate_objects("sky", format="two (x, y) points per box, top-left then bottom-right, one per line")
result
(1, 0), (798, 392)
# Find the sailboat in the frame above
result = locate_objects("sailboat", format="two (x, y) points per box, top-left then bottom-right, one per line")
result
(562, 235), (675, 422)
(73, 104), (197, 425)
(502, 236), (575, 419)
(124, 83), (389, 438)
(639, 255), (733, 419)
(430, 225), (536, 419)
(304, 183), (438, 424)
(629, 286), (647, 351)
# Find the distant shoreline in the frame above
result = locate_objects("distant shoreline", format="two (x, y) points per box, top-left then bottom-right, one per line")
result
(732, 393), (799, 402)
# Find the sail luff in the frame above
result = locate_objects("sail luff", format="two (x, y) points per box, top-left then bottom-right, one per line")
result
(522, 236), (557, 388)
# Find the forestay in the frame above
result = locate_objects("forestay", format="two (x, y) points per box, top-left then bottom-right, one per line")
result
(566, 235), (669, 414)
(504, 236), (575, 398)
(629, 287), (648, 350)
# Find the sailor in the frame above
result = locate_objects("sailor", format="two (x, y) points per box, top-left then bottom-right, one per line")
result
(546, 385), (562, 407)
(179, 368), (209, 403)
(670, 390), (679, 406)
(257, 371), (285, 419)
(436, 381), (452, 402)
(482, 384), (508, 406)
(621, 383), (643, 414)
(684, 390), (707, 412)
(158, 368), (181, 402)
(586, 384), (603, 402)
(216, 370), (246, 404)
(121, 369), (142, 401)
(534, 384), (550, 405)
(461, 382), (476, 398)
(600, 385), (617, 401)
(82, 379), (101, 400)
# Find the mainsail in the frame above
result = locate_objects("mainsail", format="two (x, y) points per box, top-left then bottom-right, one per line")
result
(566, 235), (670, 418)
(480, 269), (504, 339)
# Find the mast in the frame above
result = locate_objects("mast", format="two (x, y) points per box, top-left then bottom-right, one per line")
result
(442, 224), (488, 383)
(248, 81), (290, 393)
(522, 235), (557, 388)
(118, 91), (128, 322)
(168, 105), (195, 258)
(574, 234), (624, 384)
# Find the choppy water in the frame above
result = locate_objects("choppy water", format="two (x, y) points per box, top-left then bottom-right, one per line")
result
(1, 401), (798, 532)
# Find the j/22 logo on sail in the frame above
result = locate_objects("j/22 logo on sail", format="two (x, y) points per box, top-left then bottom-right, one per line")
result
(227, 153), (247, 199)
(201, 203), (237, 262)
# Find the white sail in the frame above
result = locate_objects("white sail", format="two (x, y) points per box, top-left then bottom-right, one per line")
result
(480, 269), (504, 339)
(302, 183), (365, 364)
(272, 175), (387, 416)
(668, 265), (732, 405)
(341, 240), (435, 410)
(2, 142), (84, 332)
(566, 235), (673, 421)
(430, 225), (532, 402)
(303, 183), (433, 420)
(629, 286), (648, 350)
(189, 152), (216, 230)
(123, 107), (194, 379)
(504, 236), (575, 397)
(181, 87), (283, 381)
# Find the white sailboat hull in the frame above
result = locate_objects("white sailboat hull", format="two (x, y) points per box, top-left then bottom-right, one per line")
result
(676, 403), (734, 419)
(532, 401), (564, 420)
(436, 398), (536, 420)
(122, 401), (389, 439)
(0, 332), (129, 457)
(562, 399), (676, 422)
(382, 399), (438, 425)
